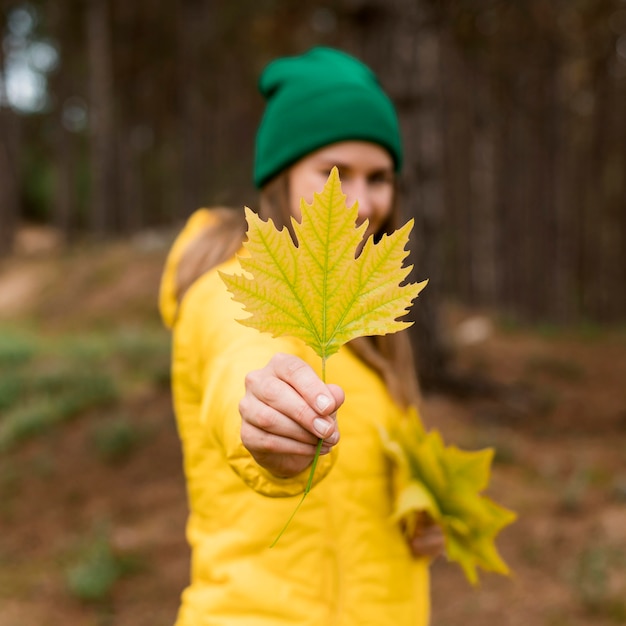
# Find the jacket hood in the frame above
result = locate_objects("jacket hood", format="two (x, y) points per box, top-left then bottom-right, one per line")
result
(159, 209), (217, 329)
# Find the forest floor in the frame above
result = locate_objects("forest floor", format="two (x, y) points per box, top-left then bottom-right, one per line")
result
(0, 226), (625, 626)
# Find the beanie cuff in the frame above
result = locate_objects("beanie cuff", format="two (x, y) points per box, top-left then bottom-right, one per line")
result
(253, 47), (403, 188)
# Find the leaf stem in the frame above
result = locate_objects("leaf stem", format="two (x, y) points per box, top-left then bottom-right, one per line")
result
(269, 437), (323, 548)
(270, 356), (327, 548)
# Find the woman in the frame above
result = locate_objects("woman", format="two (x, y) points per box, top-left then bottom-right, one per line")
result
(159, 47), (444, 626)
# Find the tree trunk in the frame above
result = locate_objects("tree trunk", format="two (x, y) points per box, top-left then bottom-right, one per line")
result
(177, 0), (210, 219)
(342, 0), (455, 392)
(439, 31), (474, 303)
(114, 0), (144, 234)
(49, 0), (77, 241)
(377, 0), (453, 391)
(0, 25), (20, 255)
(85, 0), (116, 236)
(0, 109), (20, 255)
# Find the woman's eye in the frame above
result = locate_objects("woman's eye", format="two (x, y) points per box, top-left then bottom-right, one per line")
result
(369, 173), (392, 185)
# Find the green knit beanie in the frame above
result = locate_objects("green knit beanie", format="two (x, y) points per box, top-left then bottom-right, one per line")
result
(253, 47), (403, 188)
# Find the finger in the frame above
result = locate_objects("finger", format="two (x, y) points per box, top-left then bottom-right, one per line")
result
(270, 353), (341, 417)
(411, 531), (445, 550)
(257, 354), (344, 439)
(410, 539), (445, 559)
(241, 422), (334, 458)
(240, 392), (320, 446)
(325, 384), (345, 419)
(410, 528), (446, 559)
(243, 370), (338, 441)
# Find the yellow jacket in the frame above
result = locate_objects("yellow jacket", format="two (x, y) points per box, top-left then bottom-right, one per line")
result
(159, 210), (430, 626)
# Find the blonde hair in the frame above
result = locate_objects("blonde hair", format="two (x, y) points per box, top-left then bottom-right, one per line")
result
(175, 173), (420, 408)
(175, 207), (246, 304)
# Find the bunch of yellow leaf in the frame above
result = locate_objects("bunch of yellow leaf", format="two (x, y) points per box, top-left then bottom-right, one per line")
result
(382, 412), (517, 584)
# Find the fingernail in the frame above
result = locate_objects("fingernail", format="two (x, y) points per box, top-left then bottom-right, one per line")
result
(313, 417), (330, 437)
(326, 431), (339, 445)
(316, 394), (330, 411)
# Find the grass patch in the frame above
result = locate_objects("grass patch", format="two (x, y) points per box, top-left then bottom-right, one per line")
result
(611, 474), (626, 503)
(524, 354), (585, 382)
(499, 317), (626, 345)
(0, 373), (24, 411)
(65, 523), (141, 603)
(465, 427), (520, 466)
(558, 467), (590, 514)
(0, 330), (37, 367)
(91, 416), (144, 464)
(0, 373), (118, 451)
(0, 324), (170, 452)
(569, 543), (626, 620)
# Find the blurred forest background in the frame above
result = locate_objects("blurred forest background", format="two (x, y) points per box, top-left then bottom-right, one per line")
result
(2, 0), (626, 324)
(1, 1), (626, 626)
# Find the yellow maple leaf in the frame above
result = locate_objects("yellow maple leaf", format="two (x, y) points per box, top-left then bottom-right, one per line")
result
(220, 167), (428, 367)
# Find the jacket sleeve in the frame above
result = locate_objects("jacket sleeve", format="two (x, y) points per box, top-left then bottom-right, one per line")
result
(173, 261), (338, 498)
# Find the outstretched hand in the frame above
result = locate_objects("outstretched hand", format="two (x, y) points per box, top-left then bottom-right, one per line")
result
(239, 353), (344, 478)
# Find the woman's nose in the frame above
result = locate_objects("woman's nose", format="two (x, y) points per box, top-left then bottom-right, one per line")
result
(345, 179), (372, 222)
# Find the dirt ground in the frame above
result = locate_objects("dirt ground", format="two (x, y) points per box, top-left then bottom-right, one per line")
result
(1, 228), (625, 626)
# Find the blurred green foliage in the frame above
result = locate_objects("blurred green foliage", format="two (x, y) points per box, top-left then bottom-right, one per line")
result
(0, 325), (170, 452)
(65, 522), (142, 603)
(570, 543), (626, 621)
(91, 415), (143, 464)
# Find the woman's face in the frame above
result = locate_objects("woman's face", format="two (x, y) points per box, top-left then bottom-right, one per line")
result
(287, 141), (395, 240)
